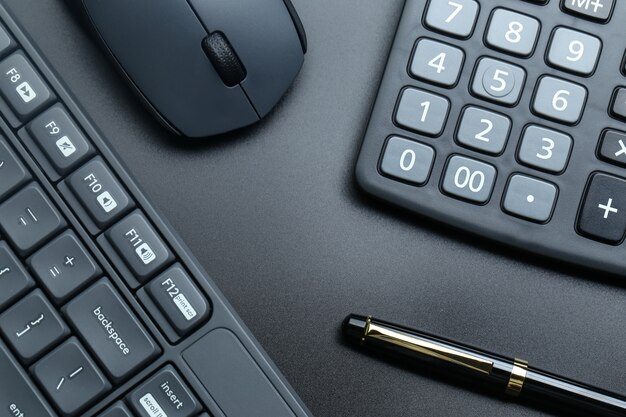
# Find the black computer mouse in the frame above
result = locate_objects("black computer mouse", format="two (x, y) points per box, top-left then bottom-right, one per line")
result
(70, 0), (307, 138)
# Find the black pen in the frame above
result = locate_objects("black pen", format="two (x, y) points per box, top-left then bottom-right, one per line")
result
(343, 314), (626, 417)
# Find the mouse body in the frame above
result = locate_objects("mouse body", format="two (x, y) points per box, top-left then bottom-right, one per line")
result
(73, 0), (307, 138)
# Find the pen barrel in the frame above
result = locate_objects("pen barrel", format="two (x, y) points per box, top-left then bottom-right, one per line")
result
(346, 316), (626, 417)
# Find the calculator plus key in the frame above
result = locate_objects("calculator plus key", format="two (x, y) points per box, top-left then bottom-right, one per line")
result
(28, 230), (101, 303)
(28, 105), (94, 174)
(0, 183), (66, 255)
(578, 173), (626, 244)
(0, 51), (54, 120)
(424, 0), (479, 38)
(598, 130), (626, 167)
(67, 158), (134, 228)
(0, 289), (70, 363)
(31, 337), (111, 415)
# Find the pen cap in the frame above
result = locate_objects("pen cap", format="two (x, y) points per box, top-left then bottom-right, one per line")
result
(342, 314), (369, 341)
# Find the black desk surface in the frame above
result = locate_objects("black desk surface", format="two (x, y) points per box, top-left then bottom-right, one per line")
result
(8, 1), (626, 416)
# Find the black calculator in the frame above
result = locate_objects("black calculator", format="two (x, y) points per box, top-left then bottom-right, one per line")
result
(356, 0), (626, 275)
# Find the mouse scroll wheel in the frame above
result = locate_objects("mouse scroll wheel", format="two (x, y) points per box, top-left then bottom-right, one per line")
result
(202, 32), (247, 87)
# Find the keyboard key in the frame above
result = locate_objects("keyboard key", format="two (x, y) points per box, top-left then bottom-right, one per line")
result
(0, 24), (16, 58)
(424, 0), (479, 38)
(561, 0), (614, 22)
(28, 230), (101, 304)
(486, 9), (540, 57)
(395, 88), (449, 136)
(106, 211), (175, 283)
(0, 183), (66, 255)
(63, 279), (159, 382)
(578, 173), (626, 243)
(471, 57), (526, 106)
(532, 77), (587, 124)
(128, 365), (201, 417)
(0, 241), (34, 311)
(32, 337), (111, 415)
(146, 264), (211, 336)
(518, 125), (573, 173)
(503, 175), (557, 223)
(547, 28), (601, 75)
(100, 402), (134, 417)
(0, 289), (70, 363)
(28, 105), (94, 174)
(0, 340), (56, 417)
(0, 137), (30, 200)
(456, 107), (511, 155)
(67, 158), (134, 228)
(598, 130), (626, 167)
(610, 87), (626, 121)
(0, 51), (54, 120)
(380, 136), (435, 185)
(442, 155), (497, 204)
(409, 38), (464, 87)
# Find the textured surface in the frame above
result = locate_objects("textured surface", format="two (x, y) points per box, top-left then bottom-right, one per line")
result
(6, 0), (626, 416)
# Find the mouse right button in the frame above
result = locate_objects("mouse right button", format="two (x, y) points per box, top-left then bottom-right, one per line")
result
(183, 328), (297, 417)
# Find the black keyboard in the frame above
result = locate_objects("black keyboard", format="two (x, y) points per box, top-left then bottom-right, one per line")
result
(356, 0), (626, 275)
(0, 3), (312, 417)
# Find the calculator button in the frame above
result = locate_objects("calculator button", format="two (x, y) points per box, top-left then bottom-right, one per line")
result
(0, 137), (30, 201)
(106, 211), (174, 283)
(471, 58), (526, 106)
(0, 51), (54, 121)
(424, 0), (479, 38)
(598, 130), (626, 167)
(0, 289), (70, 363)
(410, 38), (464, 87)
(28, 105), (94, 175)
(394, 88), (449, 136)
(128, 365), (201, 417)
(610, 87), (626, 121)
(442, 155), (496, 203)
(532, 77), (587, 124)
(578, 173), (626, 244)
(63, 279), (160, 383)
(67, 158), (134, 228)
(380, 136), (435, 185)
(146, 265), (210, 336)
(28, 230), (100, 304)
(485, 9), (540, 57)
(518, 125), (573, 173)
(547, 28), (601, 75)
(31, 337), (111, 415)
(0, 183), (66, 255)
(0, 241), (34, 311)
(561, 0), (614, 22)
(456, 107), (511, 155)
(503, 175), (557, 223)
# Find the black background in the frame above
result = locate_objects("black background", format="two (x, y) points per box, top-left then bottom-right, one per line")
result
(7, 0), (626, 416)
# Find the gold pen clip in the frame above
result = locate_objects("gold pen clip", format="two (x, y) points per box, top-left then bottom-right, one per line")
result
(364, 318), (494, 375)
